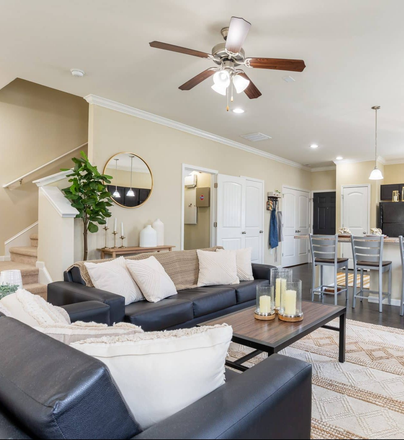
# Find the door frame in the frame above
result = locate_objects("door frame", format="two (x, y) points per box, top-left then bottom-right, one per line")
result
(310, 189), (336, 234)
(241, 176), (265, 264)
(181, 164), (218, 251)
(282, 185), (311, 267)
(340, 184), (371, 234)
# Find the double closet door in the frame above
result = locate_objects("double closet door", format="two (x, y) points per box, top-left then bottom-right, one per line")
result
(216, 175), (264, 264)
(282, 187), (310, 267)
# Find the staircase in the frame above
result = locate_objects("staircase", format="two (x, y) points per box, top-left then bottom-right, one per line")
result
(0, 234), (47, 300)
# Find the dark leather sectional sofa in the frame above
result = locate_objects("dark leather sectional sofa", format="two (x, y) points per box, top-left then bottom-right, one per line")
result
(0, 314), (312, 439)
(48, 260), (275, 331)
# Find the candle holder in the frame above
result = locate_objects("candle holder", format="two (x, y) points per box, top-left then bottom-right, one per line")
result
(119, 235), (126, 248)
(102, 226), (110, 249)
(278, 280), (304, 322)
(112, 231), (118, 249)
(254, 285), (276, 321)
(271, 268), (293, 314)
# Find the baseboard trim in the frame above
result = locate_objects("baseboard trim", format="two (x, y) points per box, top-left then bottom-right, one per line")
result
(368, 297), (401, 307)
(36, 261), (53, 285)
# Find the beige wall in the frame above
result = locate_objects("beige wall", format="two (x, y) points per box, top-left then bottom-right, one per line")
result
(0, 79), (88, 254)
(384, 164), (404, 184)
(311, 170), (336, 192)
(336, 160), (384, 230)
(184, 172), (211, 250)
(83, 104), (312, 265)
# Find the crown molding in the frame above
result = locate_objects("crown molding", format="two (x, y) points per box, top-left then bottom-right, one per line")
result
(310, 166), (336, 173)
(384, 159), (404, 165)
(84, 94), (311, 172)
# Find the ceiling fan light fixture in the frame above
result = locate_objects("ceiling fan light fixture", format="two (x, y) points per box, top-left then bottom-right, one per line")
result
(233, 74), (250, 94)
(211, 83), (227, 96)
(213, 70), (231, 88)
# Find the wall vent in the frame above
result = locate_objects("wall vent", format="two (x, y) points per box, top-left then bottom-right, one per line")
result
(240, 132), (272, 142)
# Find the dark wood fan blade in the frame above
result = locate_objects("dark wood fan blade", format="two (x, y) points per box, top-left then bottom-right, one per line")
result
(149, 41), (210, 59)
(238, 72), (262, 99)
(226, 17), (251, 54)
(179, 69), (216, 91)
(247, 57), (306, 72)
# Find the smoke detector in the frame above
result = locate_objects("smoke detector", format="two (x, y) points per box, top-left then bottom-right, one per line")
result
(71, 69), (85, 78)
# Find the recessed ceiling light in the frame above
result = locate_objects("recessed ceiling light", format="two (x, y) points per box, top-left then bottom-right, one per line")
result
(233, 108), (245, 114)
(310, 144), (319, 149)
(336, 156), (344, 161)
(70, 69), (85, 78)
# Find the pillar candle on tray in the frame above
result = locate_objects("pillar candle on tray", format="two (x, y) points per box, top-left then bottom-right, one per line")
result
(275, 278), (287, 308)
(259, 295), (272, 315)
(284, 290), (297, 316)
(121, 222), (124, 237)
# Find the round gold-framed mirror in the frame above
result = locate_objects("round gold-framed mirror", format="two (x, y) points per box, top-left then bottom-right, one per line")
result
(104, 153), (153, 209)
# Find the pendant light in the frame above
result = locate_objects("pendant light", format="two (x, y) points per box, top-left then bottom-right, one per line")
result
(126, 155), (136, 198)
(112, 159), (121, 199)
(369, 106), (384, 181)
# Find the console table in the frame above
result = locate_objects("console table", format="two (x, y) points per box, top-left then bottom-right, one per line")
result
(98, 245), (175, 259)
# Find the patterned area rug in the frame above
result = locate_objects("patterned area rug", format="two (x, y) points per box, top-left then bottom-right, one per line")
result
(228, 319), (404, 439)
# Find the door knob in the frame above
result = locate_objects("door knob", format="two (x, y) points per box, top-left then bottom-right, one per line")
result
(259, 230), (264, 234)
(242, 232), (247, 235)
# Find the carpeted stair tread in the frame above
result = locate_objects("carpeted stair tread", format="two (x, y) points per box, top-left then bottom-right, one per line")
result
(30, 234), (38, 240)
(9, 247), (37, 258)
(0, 261), (39, 275)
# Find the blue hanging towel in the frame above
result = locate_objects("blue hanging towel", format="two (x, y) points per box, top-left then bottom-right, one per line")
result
(269, 208), (279, 249)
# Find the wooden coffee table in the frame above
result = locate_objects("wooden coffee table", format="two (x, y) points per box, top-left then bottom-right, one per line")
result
(202, 301), (346, 372)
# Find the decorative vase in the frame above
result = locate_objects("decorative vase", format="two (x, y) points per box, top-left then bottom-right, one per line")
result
(139, 225), (157, 248)
(152, 219), (165, 246)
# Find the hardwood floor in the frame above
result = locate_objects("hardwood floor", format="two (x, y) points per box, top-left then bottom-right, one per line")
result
(293, 263), (404, 330)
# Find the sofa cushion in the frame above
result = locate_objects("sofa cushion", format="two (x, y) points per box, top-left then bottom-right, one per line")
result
(0, 317), (141, 440)
(124, 298), (194, 331)
(67, 247), (223, 291)
(178, 286), (237, 318)
(236, 280), (270, 304)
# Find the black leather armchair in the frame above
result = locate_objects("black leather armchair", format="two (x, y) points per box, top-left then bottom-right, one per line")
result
(0, 316), (312, 440)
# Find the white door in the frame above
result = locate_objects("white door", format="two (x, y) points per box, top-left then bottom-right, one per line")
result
(282, 188), (310, 267)
(217, 174), (245, 251)
(244, 178), (264, 263)
(217, 175), (264, 263)
(341, 186), (370, 262)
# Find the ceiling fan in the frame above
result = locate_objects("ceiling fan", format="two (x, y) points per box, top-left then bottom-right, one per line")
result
(150, 16), (306, 111)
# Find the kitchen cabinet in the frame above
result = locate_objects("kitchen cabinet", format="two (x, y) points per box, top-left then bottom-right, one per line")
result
(380, 184), (404, 201)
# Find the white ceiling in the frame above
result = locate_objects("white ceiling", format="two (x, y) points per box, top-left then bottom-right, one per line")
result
(1, 0), (404, 167)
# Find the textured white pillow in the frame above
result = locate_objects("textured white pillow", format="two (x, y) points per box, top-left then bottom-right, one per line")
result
(72, 324), (232, 430)
(0, 303), (12, 317)
(125, 257), (177, 303)
(217, 248), (254, 281)
(0, 290), (71, 327)
(35, 322), (144, 345)
(197, 249), (239, 287)
(85, 257), (143, 306)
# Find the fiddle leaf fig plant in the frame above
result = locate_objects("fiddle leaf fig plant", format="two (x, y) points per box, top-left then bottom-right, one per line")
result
(62, 151), (113, 261)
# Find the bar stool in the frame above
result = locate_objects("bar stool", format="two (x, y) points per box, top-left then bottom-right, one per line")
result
(399, 236), (404, 316)
(352, 236), (392, 313)
(309, 235), (349, 306)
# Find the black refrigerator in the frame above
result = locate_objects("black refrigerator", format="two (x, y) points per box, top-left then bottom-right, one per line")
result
(379, 202), (404, 237)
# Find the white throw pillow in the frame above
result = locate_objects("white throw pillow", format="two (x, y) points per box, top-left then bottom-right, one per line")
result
(125, 257), (177, 303)
(85, 257), (143, 306)
(35, 322), (144, 345)
(0, 290), (71, 327)
(72, 324), (232, 430)
(197, 249), (239, 287)
(0, 303), (12, 317)
(217, 248), (254, 281)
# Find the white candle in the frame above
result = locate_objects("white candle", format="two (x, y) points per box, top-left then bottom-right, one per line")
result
(105, 218), (108, 228)
(260, 295), (272, 315)
(114, 218), (118, 233)
(275, 278), (287, 308)
(121, 222), (124, 237)
(284, 290), (297, 316)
